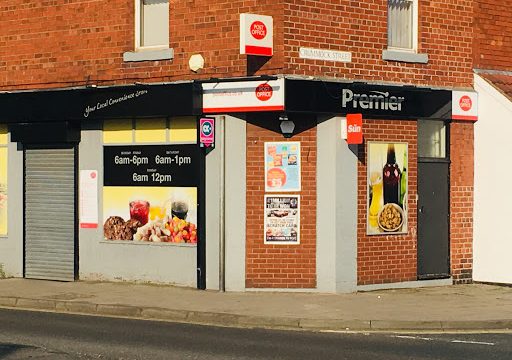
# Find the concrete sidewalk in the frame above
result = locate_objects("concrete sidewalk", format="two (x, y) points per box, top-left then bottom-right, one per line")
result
(0, 279), (511, 332)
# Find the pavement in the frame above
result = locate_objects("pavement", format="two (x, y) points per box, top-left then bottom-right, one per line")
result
(0, 279), (511, 332)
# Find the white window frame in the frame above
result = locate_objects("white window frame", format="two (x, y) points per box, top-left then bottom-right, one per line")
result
(387, 0), (418, 53)
(135, 0), (170, 52)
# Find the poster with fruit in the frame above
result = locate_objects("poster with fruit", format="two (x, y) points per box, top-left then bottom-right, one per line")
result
(264, 142), (301, 192)
(264, 195), (300, 244)
(103, 145), (200, 244)
(367, 142), (408, 235)
(103, 187), (198, 244)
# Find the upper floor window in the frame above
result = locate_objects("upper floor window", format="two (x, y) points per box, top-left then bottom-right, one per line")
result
(387, 0), (417, 51)
(383, 0), (427, 63)
(137, 0), (169, 50)
(124, 0), (173, 62)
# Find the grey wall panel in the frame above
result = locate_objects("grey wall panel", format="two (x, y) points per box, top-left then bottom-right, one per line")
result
(0, 136), (24, 277)
(224, 115), (246, 291)
(316, 116), (357, 293)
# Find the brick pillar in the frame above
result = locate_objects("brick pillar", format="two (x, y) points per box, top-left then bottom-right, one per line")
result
(245, 123), (317, 288)
(450, 122), (474, 283)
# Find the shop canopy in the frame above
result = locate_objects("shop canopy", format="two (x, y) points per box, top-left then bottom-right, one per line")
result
(0, 81), (202, 123)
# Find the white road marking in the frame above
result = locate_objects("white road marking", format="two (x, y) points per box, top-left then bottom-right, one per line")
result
(394, 335), (433, 341)
(450, 340), (495, 346)
(392, 335), (496, 346)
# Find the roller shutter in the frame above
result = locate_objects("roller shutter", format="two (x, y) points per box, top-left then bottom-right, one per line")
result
(24, 147), (76, 281)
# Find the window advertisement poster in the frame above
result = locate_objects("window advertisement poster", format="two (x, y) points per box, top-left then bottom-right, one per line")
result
(103, 145), (200, 244)
(0, 147), (7, 236)
(264, 142), (301, 192)
(79, 170), (99, 229)
(367, 142), (408, 235)
(264, 195), (300, 244)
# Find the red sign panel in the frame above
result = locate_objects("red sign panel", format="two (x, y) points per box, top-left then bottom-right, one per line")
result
(346, 114), (363, 144)
(240, 13), (273, 56)
(200, 118), (215, 148)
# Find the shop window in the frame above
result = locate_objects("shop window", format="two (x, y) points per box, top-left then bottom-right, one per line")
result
(0, 125), (7, 236)
(135, 118), (167, 143)
(103, 119), (133, 144)
(418, 120), (446, 158)
(103, 118), (196, 144)
(169, 117), (197, 143)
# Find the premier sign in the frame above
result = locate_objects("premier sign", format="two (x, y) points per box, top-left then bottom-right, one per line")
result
(342, 89), (405, 111)
(240, 13), (273, 56)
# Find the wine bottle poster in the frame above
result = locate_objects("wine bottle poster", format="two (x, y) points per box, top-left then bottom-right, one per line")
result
(367, 142), (408, 235)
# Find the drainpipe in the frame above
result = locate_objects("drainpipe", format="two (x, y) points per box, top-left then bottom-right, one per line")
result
(219, 116), (226, 291)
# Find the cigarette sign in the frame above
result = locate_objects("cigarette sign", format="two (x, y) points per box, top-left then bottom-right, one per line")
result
(240, 13), (273, 56)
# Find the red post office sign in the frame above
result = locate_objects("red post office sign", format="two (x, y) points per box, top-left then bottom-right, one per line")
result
(240, 13), (273, 56)
(452, 91), (478, 121)
(346, 114), (363, 144)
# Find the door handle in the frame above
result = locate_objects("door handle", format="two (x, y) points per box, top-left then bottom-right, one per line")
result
(419, 206), (424, 213)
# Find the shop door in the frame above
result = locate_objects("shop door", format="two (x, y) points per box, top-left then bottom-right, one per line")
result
(24, 146), (77, 281)
(417, 120), (450, 279)
(417, 161), (450, 278)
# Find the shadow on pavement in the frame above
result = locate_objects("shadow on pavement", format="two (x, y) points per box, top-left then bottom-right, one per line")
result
(0, 343), (31, 359)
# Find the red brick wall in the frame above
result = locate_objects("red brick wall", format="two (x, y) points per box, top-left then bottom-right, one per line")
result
(474, 1), (512, 71)
(0, 0), (284, 90)
(284, 0), (474, 88)
(357, 120), (418, 285)
(245, 123), (316, 288)
(450, 122), (474, 283)
(1, 1), (474, 91)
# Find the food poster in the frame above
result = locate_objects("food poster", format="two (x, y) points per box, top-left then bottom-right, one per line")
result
(264, 195), (300, 244)
(265, 142), (301, 192)
(0, 147), (7, 236)
(367, 142), (408, 235)
(103, 144), (200, 244)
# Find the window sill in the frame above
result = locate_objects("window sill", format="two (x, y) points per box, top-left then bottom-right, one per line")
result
(101, 240), (196, 247)
(123, 48), (174, 62)
(382, 49), (428, 64)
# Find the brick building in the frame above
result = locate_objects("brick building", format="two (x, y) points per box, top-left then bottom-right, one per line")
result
(0, 0), (476, 291)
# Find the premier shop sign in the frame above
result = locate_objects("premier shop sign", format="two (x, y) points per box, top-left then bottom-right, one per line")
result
(284, 79), (453, 119)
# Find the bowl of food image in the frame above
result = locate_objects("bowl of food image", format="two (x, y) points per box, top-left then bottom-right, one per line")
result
(377, 203), (404, 232)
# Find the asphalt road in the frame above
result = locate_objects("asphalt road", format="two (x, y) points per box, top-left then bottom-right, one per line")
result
(0, 308), (511, 359)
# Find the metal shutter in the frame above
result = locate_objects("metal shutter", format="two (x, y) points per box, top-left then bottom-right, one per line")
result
(24, 147), (76, 281)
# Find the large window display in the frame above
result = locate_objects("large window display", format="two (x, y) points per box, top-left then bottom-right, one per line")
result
(102, 118), (199, 244)
(0, 125), (7, 236)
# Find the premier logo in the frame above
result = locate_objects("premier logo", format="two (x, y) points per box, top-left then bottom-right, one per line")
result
(342, 89), (405, 111)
